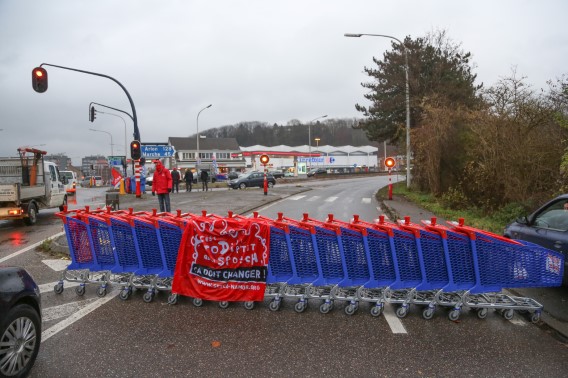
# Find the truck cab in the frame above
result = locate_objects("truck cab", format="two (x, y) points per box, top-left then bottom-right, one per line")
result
(0, 148), (67, 225)
(60, 170), (78, 195)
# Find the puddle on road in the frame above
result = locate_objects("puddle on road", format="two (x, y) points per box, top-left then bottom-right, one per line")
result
(0, 231), (28, 246)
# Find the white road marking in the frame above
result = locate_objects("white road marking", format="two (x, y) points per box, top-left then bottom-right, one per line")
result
(325, 197), (338, 202)
(307, 196), (320, 202)
(362, 198), (371, 204)
(42, 259), (71, 272)
(42, 289), (119, 342)
(382, 304), (408, 334)
(38, 280), (80, 294)
(508, 314), (528, 326)
(42, 298), (99, 322)
(0, 231), (66, 264)
(288, 195), (306, 201)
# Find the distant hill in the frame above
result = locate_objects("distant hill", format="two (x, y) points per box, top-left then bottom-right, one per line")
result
(195, 118), (380, 147)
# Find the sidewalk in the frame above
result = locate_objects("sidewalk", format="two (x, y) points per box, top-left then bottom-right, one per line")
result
(381, 194), (568, 340)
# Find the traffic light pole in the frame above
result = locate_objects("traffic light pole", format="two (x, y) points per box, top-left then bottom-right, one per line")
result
(39, 63), (140, 141)
(38, 63), (143, 198)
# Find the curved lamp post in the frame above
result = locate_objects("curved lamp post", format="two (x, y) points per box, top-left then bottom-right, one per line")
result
(344, 33), (411, 188)
(89, 128), (114, 157)
(196, 104), (212, 169)
(308, 115), (327, 170)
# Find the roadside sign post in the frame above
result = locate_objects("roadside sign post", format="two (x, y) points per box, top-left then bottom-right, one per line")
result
(260, 155), (269, 196)
(384, 157), (396, 200)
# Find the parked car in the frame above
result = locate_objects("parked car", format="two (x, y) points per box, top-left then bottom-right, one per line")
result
(227, 172), (239, 180)
(0, 266), (42, 377)
(504, 194), (568, 285)
(284, 171), (294, 177)
(228, 171), (276, 190)
(269, 170), (284, 179)
(307, 167), (327, 177)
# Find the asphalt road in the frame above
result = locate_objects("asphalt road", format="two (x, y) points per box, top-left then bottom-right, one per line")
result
(2, 176), (568, 377)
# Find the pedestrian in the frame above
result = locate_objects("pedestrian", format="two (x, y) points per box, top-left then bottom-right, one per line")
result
(151, 160), (172, 212)
(184, 169), (193, 192)
(171, 167), (181, 193)
(200, 170), (209, 191)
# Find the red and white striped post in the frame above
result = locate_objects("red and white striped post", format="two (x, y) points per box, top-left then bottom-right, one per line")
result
(135, 160), (141, 197)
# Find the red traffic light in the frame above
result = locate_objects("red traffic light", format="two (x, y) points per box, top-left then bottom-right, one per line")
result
(260, 154), (269, 165)
(32, 67), (48, 93)
(384, 157), (396, 169)
(130, 140), (142, 160)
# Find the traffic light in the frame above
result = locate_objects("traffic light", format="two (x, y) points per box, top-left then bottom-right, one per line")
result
(89, 106), (97, 122)
(31, 67), (48, 93)
(260, 154), (270, 165)
(384, 157), (396, 169)
(130, 140), (141, 160)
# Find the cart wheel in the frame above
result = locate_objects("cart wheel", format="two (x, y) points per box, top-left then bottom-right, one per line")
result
(268, 299), (281, 312)
(396, 306), (409, 318)
(244, 301), (255, 310)
(422, 307), (435, 320)
(119, 289), (131, 301)
(530, 312), (541, 323)
(294, 301), (307, 313)
(477, 308), (488, 319)
(448, 309), (460, 321)
(192, 298), (204, 307)
(53, 283), (64, 295)
(503, 309), (514, 320)
(143, 291), (154, 303)
(96, 287), (107, 298)
(344, 304), (356, 316)
(167, 294), (178, 305)
(320, 302), (332, 314)
(75, 285), (86, 296)
(218, 301), (230, 309)
(370, 305), (383, 317)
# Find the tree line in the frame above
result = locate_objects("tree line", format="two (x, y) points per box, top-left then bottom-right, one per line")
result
(196, 118), (378, 148)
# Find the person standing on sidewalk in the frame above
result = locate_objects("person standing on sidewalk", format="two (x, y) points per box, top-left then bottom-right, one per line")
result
(200, 170), (209, 192)
(171, 168), (181, 193)
(151, 160), (173, 212)
(184, 169), (193, 192)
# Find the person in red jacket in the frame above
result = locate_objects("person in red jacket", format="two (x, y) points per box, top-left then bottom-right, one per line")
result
(151, 160), (173, 212)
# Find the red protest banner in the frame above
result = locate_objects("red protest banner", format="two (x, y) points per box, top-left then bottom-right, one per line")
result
(172, 215), (270, 302)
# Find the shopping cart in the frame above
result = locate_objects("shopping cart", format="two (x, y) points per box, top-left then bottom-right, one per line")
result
(54, 207), (114, 297)
(292, 213), (351, 314)
(444, 218), (564, 322)
(396, 216), (450, 320)
(247, 212), (298, 311)
(311, 214), (371, 315)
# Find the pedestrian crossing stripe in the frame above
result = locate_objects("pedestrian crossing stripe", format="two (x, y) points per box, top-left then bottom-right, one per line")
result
(288, 195), (306, 201)
(325, 197), (338, 202)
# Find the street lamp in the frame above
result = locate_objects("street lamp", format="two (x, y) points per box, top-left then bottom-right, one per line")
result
(345, 32), (411, 188)
(308, 115), (327, 170)
(95, 110), (128, 161)
(196, 104), (212, 169)
(89, 128), (114, 157)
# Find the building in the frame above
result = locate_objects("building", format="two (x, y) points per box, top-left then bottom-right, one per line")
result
(168, 137), (246, 174)
(81, 155), (110, 182)
(239, 145), (379, 174)
(45, 154), (71, 170)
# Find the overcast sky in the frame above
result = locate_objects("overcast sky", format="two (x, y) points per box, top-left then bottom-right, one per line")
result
(1, 0), (566, 166)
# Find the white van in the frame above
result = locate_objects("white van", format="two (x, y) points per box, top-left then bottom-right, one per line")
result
(60, 171), (78, 195)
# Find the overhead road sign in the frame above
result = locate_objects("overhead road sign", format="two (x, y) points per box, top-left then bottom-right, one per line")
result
(141, 144), (176, 158)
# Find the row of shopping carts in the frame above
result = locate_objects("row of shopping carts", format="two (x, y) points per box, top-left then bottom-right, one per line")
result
(55, 206), (564, 322)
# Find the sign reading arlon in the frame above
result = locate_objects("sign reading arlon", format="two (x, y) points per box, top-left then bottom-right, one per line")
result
(141, 144), (176, 158)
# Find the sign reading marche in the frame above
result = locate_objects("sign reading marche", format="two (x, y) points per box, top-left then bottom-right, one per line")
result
(141, 144), (176, 158)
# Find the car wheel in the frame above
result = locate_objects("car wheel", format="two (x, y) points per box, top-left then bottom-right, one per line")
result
(0, 304), (41, 378)
(268, 182), (274, 188)
(239, 183), (247, 190)
(23, 204), (38, 226)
